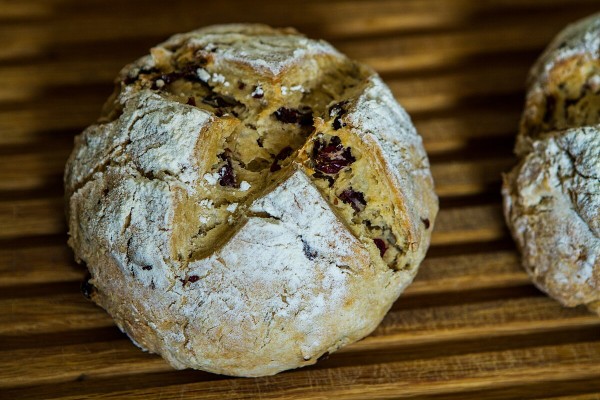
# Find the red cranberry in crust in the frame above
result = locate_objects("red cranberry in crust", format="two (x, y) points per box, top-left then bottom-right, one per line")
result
(217, 154), (237, 187)
(313, 136), (356, 175)
(338, 188), (366, 212)
(373, 239), (387, 257)
(270, 146), (294, 172)
(312, 171), (335, 187)
(273, 107), (313, 126)
(329, 101), (349, 130)
(151, 64), (207, 89)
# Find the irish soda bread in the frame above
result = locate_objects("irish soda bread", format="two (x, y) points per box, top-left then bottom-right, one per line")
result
(65, 24), (438, 376)
(503, 14), (600, 315)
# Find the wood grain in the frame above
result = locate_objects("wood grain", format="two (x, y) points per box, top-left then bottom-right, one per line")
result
(1, 1), (599, 398)
(8, 340), (600, 399)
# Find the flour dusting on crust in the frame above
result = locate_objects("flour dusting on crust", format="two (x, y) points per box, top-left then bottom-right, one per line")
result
(503, 127), (600, 307)
(503, 14), (600, 315)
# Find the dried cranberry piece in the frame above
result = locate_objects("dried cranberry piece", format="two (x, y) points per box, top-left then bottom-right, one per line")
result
(333, 118), (345, 131)
(313, 136), (355, 175)
(338, 188), (366, 212)
(301, 239), (318, 261)
(151, 65), (209, 89)
(180, 275), (200, 286)
(218, 155), (237, 187)
(270, 146), (294, 172)
(312, 137), (325, 160)
(373, 238), (387, 257)
(329, 101), (348, 130)
(186, 97), (196, 106)
(273, 107), (313, 126)
(312, 171), (335, 187)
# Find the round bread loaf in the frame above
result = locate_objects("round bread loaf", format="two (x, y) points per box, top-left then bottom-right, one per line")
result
(503, 14), (600, 315)
(65, 24), (438, 376)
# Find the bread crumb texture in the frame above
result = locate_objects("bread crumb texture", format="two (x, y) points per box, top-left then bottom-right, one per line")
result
(65, 24), (437, 376)
(503, 14), (600, 315)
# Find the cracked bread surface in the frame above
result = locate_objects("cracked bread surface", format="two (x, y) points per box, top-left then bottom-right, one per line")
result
(65, 24), (438, 377)
(503, 14), (600, 315)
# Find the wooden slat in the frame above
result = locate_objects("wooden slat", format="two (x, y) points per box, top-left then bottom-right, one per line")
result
(543, 394), (600, 400)
(0, 0), (52, 19)
(432, 204), (507, 245)
(407, 250), (529, 295)
(4, 339), (600, 399)
(387, 61), (528, 113)
(0, 58), (123, 103)
(339, 11), (594, 74)
(1, 295), (598, 389)
(0, 243), (81, 287)
(0, 293), (112, 335)
(341, 297), (600, 353)
(0, 147), (70, 192)
(0, 340), (169, 389)
(0, 94), (107, 146)
(416, 107), (520, 154)
(430, 157), (513, 197)
(0, 198), (65, 240)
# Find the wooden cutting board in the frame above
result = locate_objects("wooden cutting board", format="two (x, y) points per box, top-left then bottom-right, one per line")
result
(2, 0), (600, 398)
